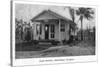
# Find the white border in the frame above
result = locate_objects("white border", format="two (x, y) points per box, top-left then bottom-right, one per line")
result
(11, 0), (98, 66)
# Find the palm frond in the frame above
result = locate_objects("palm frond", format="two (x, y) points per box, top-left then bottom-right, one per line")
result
(76, 7), (94, 20)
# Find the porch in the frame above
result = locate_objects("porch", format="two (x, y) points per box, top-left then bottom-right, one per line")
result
(31, 10), (75, 41)
(32, 19), (63, 41)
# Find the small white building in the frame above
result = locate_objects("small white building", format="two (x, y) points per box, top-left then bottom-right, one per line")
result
(31, 10), (76, 41)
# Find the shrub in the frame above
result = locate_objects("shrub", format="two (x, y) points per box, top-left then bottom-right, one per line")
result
(51, 40), (59, 46)
(33, 40), (39, 45)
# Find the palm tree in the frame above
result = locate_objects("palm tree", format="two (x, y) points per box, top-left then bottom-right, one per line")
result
(68, 7), (77, 33)
(76, 7), (94, 40)
(69, 7), (75, 24)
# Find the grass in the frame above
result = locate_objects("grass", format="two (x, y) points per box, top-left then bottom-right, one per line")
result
(16, 45), (95, 59)
(15, 40), (60, 51)
(15, 40), (95, 59)
(16, 41), (54, 51)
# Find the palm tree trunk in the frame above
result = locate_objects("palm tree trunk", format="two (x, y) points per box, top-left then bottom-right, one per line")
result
(80, 16), (83, 40)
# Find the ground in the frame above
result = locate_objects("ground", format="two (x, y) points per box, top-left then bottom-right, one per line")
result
(15, 40), (95, 59)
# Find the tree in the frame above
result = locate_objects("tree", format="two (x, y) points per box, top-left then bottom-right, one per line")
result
(15, 18), (23, 40)
(69, 7), (75, 24)
(76, 7), (94, 40)
(24, 22), (32, 41)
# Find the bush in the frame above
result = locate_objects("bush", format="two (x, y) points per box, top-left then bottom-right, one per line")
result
(33, 40), (39, 45)
(62, 39), (67, 45)
(51, 40), (59, 45)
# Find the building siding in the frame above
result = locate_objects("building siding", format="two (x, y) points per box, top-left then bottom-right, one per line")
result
(32, 21), (70, 41)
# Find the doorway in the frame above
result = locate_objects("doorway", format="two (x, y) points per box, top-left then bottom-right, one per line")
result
(45, 24), (49, 40)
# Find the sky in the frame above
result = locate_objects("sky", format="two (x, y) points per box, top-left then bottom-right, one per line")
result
(15, 3), (95, 29)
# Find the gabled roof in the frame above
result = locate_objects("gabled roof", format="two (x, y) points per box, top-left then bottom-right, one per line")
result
(31, 10), (76, 25)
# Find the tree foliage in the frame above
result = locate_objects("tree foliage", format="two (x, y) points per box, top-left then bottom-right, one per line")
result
(76, 7), (94, 40)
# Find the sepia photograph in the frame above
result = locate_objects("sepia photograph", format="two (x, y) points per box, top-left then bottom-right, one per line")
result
(11, 0), (97, 66)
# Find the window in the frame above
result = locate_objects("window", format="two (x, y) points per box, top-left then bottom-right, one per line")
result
(60, 24), (65, 32)
(51, 34), (54, 38)
(50, 24), (55, 38)
(36, 24), (42, 35)
(51, 24), (55, 33)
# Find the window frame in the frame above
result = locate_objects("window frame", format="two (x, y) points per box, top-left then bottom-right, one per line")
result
(50, 24), (55, 38)
(60, 24), (65, 32)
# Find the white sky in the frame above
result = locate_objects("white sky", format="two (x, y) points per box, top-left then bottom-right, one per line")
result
(15, 3), (95, 29)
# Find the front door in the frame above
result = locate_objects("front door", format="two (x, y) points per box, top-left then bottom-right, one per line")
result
(45, 24), (49, 40)
(50, 24), (55, 39)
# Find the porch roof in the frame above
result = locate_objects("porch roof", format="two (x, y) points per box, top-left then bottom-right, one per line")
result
(31, 10), (76, 25)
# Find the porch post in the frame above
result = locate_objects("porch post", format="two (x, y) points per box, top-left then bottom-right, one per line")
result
(59, 19), (61, 41)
